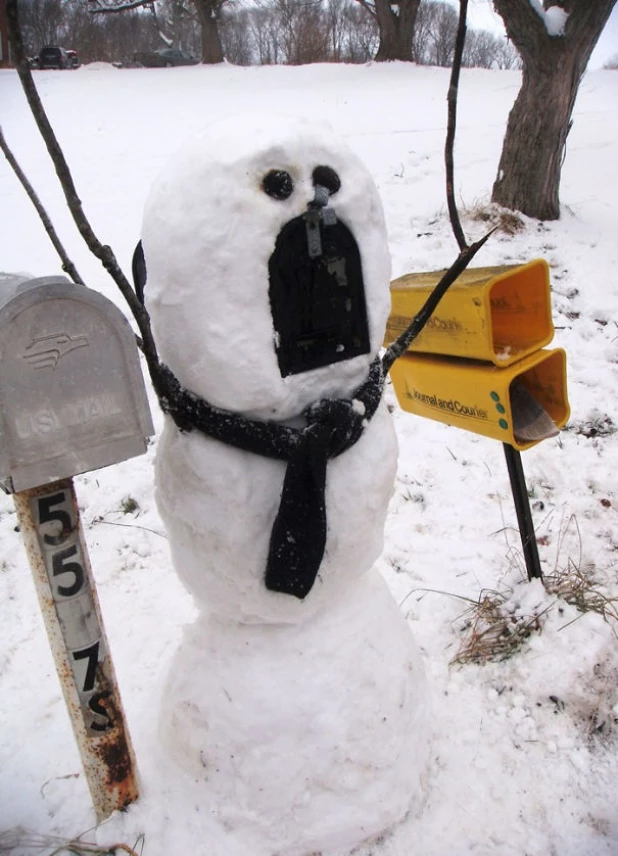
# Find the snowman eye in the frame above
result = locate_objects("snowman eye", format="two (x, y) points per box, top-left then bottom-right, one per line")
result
(312, 166), (341, 195)
(262, 170), (294, 200)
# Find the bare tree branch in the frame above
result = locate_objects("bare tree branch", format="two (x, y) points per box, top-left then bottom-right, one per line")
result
(0, 125), (85, 286)
(445, 0), (468, 252)
(493, 0), (551, 56)
(5, 0), (161, 376)
(354, 0), (377, 20)
(383, 0), (495, 369)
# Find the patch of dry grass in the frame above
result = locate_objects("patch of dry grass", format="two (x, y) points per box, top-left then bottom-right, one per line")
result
(452, 514), (618, 665)
(545, 513), (618, 630)
(545, 559), (618, 630)
(464, 200), (526, 236)
(0, 830), (145, 856)
(452, 586), (549, 665)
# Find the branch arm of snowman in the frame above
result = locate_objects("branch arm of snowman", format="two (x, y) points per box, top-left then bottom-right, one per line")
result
(6, 0), (492, 601)
(4, 0), (161, 378)
(382, 229), (494, 372)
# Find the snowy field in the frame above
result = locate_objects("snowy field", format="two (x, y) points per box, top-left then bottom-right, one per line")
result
(1, 60), (618, 855)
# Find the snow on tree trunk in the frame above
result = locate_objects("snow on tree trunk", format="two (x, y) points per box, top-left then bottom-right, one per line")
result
(491, 0), (616, 221)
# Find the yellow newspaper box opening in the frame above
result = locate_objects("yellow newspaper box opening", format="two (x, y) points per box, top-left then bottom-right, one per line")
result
(386, 260), (554, 367)
(389, 348), (570, 451)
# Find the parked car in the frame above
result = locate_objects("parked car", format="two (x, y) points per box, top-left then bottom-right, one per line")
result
(66, 50), (80, 69)
(133, 48), (199, 68)
(38, 46), (70, 69)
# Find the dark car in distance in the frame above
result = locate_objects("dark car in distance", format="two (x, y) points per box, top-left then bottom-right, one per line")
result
(38, 46), (70, 69)
(133, 48), (199, 67)
(38, 46), (79, 69)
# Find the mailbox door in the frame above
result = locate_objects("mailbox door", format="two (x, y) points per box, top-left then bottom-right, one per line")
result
(268, 216), (370, 377)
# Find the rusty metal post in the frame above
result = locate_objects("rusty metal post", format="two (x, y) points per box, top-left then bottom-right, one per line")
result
(13, 477), (139, 822)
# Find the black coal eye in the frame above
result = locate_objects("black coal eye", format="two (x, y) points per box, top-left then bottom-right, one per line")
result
(262, 170), (294, 200)
(312, 165), (341, 195)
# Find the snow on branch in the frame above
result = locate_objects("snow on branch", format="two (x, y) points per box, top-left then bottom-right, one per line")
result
(88, 0), (157, 14)
(527, 0), (569, 36)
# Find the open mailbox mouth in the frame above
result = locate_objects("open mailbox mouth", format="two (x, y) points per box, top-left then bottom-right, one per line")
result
(389, 347), (570, 451)
(268, 214), (370, 377)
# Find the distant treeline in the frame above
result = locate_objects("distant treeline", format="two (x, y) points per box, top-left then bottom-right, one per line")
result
(20, 0), (521, 69)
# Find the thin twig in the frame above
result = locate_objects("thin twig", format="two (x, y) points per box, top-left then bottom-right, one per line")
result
(445, 0), (469, 252)
(0, 832), (143, 856)
(399, 586), (479, 609)
(0, 125), (85, 285)
(90, 518), (168, 539)
(48, 844), (142, 855)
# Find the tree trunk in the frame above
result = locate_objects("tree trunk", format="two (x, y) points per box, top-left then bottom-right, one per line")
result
(491, 0), (616, 220)
(493, 49), (579, 220)
(374, 0), (420, 62)
(194, 0), (225, 63)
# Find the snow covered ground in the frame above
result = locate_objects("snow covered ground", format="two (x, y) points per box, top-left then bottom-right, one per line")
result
(1, 60), (618, 855)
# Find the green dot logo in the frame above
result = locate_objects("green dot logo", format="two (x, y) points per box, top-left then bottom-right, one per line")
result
(491, 391), (507, 427)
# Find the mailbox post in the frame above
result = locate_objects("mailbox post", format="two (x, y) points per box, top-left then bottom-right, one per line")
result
(0, 274), (154, 821)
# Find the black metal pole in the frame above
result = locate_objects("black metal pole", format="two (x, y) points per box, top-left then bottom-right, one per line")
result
(503, 443), (543, 581)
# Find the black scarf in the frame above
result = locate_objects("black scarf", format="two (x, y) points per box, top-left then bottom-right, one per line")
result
(150, 358), (384, 600)
(134, 194), (478, 600)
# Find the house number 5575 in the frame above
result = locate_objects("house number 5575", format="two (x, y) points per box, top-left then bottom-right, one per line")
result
(33, 488), (113, 734)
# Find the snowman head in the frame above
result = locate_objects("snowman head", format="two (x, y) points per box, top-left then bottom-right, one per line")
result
(142, 116), (391, 421)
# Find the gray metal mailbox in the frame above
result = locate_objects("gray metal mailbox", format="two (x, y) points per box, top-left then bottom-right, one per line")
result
(3, 272), (151, 820)
(0, 274), (154, 493)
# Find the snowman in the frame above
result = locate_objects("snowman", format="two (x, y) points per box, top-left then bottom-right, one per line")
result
(139, 116), (428, 855)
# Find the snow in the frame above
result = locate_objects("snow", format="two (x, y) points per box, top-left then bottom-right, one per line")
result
(544, 5), (570, 37)
(1, 60), (618, 856)
(141, 115), (427, 851)
(528, 0), (570, 37)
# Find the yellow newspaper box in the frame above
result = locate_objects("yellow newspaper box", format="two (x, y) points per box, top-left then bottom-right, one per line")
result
(389, 347), (570, 451)
(386, 260), (554, 366)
